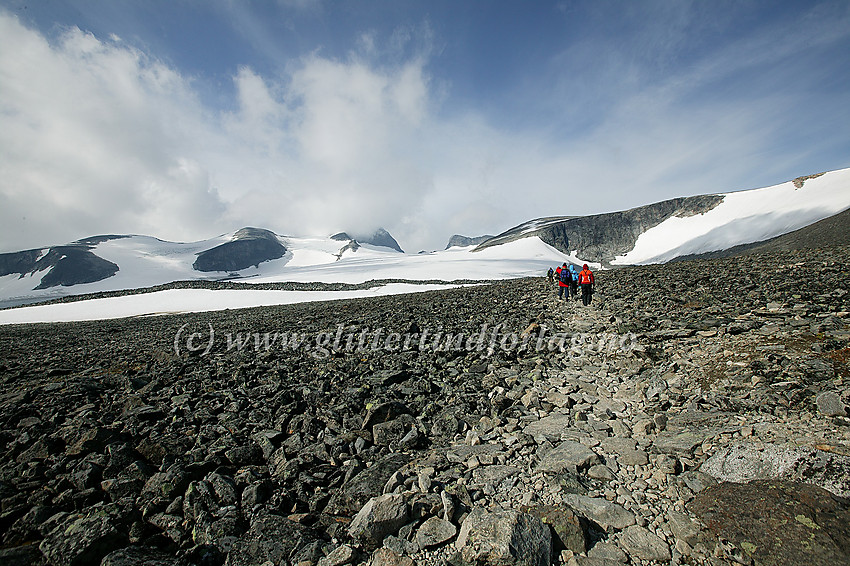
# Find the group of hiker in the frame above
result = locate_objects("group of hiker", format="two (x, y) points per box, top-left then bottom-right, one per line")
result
(547, 263), (595, 306)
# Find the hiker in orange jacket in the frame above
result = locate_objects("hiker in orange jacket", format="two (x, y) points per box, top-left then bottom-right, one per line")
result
(578, 264), (595, 306)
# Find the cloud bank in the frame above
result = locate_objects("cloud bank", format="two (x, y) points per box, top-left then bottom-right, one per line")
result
(0, 4), (848, 253)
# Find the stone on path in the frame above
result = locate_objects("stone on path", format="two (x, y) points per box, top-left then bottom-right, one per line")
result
(562, 494), (635, 531)
(538, 440), (600, 474)
(455, 507), (552, 566)
(523, 413), (572, 442)
(348, 493), (409, 550)
(416, 516), (457, 548)
(617, 525), (671, 562)
(816, 391), (847, 417)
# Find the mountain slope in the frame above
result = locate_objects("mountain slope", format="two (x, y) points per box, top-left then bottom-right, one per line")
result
(445, 234), (495, 249)
(192, 228), (286, 272)
(475, 168), (850, 266)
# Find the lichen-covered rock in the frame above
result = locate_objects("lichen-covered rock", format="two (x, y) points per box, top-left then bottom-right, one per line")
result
(689, 480), (850, 566)
(39, 508), (128, 566)
(101, 546), (192, 565)
(223, 513), (318, 566)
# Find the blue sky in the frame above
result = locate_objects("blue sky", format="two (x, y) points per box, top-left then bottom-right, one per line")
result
(1, 0), (848, 252)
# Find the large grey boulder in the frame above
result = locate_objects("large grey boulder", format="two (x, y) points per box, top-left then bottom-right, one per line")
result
(537, 440), (599, 474)
(617, 525), (671, 562)
(701, 442), (850, 498)
(561, 494), (635, 531)
(39, 509), (127, 566)
(455, 507), (551, 566)
(348, 494), (409, 550)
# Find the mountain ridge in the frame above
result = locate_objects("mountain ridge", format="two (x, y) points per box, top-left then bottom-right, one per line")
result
(1, 168), (848, 305)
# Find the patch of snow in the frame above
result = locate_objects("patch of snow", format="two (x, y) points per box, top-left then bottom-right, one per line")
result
(0, 284), (460, 325)
(612, 168), (850, 265)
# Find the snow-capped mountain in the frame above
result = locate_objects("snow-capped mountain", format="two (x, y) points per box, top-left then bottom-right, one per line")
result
(2, 167), (849, 322)
(475, 168), (850, 266)
(0, 227), (576, 310)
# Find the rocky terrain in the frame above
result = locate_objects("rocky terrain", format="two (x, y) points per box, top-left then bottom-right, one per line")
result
(1, 244), (849, 566)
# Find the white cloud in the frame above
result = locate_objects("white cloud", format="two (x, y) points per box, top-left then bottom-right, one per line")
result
(0, 5), (847, 255)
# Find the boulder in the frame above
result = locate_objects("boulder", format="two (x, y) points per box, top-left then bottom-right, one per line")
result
(415, 516), (457, 548)
(537, 440), (599, 474)
(326, 453), (410, 515)
(455, 507), (551, 566)
(617, 525), (671, 562)
(701, 442), (850, 498)
(39, 509), (128, 566)
(348, 494), (409, 550)
(561, 494), (635, 531)
(522, 504), (588, 554)
(224, 513), (318, 566)
(689, 480), (850, 566)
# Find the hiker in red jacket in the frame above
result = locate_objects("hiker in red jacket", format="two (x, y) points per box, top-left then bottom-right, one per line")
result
(556, 263), (570, 300)
(578, 264), (595, 306)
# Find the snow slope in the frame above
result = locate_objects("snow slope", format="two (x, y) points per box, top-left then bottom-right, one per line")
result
(0, 284), (460, 325)
(0, 236), (578, 324)
(612, 169), (850, 265)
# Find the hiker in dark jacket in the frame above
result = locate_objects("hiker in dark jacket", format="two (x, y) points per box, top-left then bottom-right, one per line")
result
(557, 263), (570, 300)
(578, 264), (595, 306)
(547, 267), (554, 284)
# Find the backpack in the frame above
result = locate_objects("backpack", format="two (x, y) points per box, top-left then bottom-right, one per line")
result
(579, 269), (592, 285)
(559, 269), (570, 283)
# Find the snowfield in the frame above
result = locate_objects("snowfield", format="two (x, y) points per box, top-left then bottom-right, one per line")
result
(0, 284), (461, 325)
(0, 237), (580, 324)
(612, 168), (850, 265)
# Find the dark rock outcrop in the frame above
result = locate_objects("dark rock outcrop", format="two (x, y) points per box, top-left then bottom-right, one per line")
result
(332, 228), (403, 252)
(33, 247), (120, 289)
(445, 235), (495, 249)
(360, 228), (404, 253)
(474, 195), (724, 265)
(0, 236), (123, 289)
(193, 227), (287, 272)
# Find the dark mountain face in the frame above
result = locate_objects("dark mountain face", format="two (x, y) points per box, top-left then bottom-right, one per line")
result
(445, 235), (495, 249)
(330, 229), (403, 252)
(33, 247), (120, 289)
(475, 195), (725, 265)
(357, 228), (404, 253)
(0, 237), (124, 289)
(192, 228), (287, 272)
